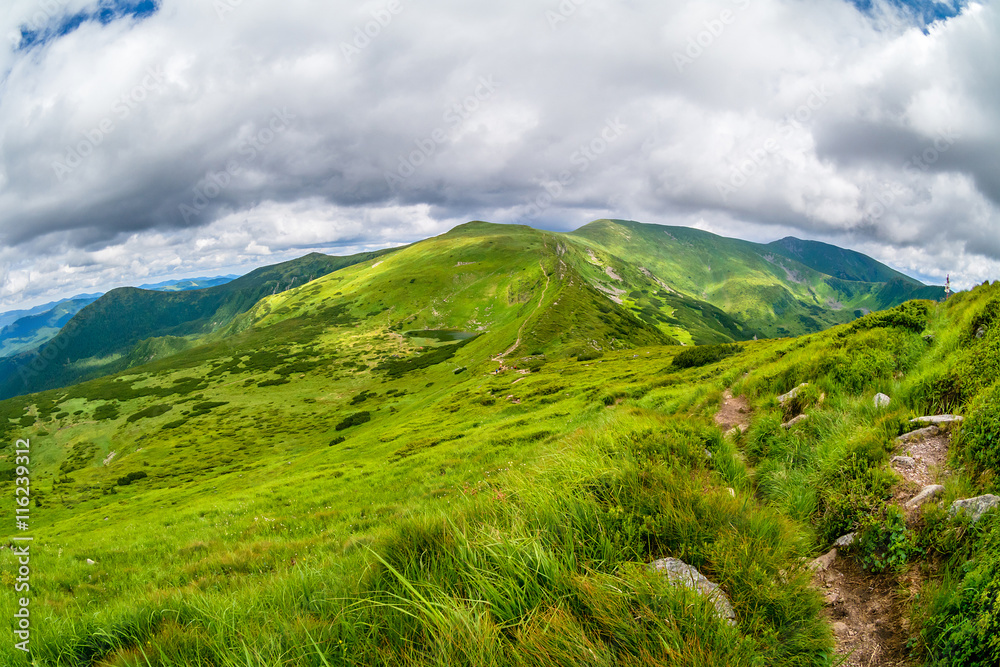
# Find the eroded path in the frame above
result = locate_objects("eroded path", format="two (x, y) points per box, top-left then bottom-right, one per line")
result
(811, 417), (960, 667)
(496, 259), (551, 363)
(716, 387), (959, 666)
(714, 389), (750, 433)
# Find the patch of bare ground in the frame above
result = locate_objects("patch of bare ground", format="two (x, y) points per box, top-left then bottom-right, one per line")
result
(813, 554), (913, 667)
(812, 421), (959, 666)
(714, 389), (749, 432)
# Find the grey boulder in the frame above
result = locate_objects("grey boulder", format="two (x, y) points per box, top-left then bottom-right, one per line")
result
(648, 557), (736, 626)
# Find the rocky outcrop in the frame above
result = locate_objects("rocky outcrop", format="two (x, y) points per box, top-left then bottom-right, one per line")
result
(891, 456), (916, 470)
(833, 533), (855, 549)
(782, 414), (809, 429)
(897, 426), (940, 444)
(648, 558), (736, 626)
(905, 484), (945, 510)
(911, 415), (964, 426)
(777, 383), (809, 405)
(949, 495), (1000, 523)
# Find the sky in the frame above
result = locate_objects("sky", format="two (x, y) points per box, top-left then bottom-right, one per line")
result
(0, 0), (997, 311)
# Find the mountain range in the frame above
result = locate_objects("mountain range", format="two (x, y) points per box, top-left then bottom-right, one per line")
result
(1, 219), (992, 667)
(0, 220), (942, 400)
(0, 276), (238, 360)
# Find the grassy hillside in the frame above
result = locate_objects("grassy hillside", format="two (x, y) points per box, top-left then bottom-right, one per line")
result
(570, 219), (944, 338)
(0, 220), (942, 403)
(0, 221), (994, 666)
(0, 250), (399, 401)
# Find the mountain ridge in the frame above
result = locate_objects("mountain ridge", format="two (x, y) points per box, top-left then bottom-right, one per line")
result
(0, 220), (943, 400)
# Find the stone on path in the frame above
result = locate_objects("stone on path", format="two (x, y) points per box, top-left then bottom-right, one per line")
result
(891, 456), (916, 470)
(897, 426), (941, 444)
(912, 415), (964, 426)
(905, 484), (945, 510)
(809, 548), (838, 572)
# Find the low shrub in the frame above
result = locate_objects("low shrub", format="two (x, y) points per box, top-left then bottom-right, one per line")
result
(856, 504), (915, 573)
(960, 381), (1000, 479)
(116, 471), (148, 487)
(335, 411), (371, 431)
(671, 344), (739, 369)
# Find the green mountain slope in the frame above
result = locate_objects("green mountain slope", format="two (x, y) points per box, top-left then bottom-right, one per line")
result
(764, 236), (919, 284)
(0, 249), (993, 666)
(569, 219), (944, 338)
(0, 298), (97, 358)
(0, 250), (397, 400)
(0, 219), (943, 401)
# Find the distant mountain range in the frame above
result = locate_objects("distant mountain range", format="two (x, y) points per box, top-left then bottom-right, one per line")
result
(0, 276), (238, 359)
(0, 220), (943, 400)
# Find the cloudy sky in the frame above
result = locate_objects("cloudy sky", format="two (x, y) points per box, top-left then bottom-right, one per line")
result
(1, 0), (997, 311)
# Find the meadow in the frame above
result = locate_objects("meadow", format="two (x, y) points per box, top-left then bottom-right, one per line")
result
(0, 230), (996, 665)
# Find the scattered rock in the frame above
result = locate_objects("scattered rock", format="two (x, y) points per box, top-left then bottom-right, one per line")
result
(975, 325), (987, 339)
(874, 393), (891, 408)
(833, 533), (855, 549)
(86, 559), (96, 565)
(809, 548), (838, 573)
(648, 557), (736, 626)
(832, 621), (849, 636)
(782, 414), (810, 429)
(703, 448), (713, 460)
(777, 383), (809, 405)
(905, 484), (945, 510)
(897, 426), (940, 444)
(102, 451), (116, 466)
(725, 426), (742, 438)
(891, 456), (916, 470)
(949, 495), (1000, 523)
(726, 488), (736, 498)
(911, 415), (964, 426)
(923, 333), (935, 344)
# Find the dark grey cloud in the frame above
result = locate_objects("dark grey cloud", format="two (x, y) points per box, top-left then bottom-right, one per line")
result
(1, 0), (998, 310)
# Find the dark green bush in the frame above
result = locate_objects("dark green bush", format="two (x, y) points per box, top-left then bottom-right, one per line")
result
(856, 504), (915, 573)
(126, 404), (173, 423)
(335, 411), (372, 431)
(116, 471), (148, 486)
(671, 344), (739, 369)
(961, 381), (1000, 478)
(920, 514), (1000, 665)
(847, 300), (930, 334)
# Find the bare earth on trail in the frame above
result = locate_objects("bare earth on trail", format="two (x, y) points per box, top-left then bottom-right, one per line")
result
(714, 389), (750, 432)
(892, 426), (952, 493)
(813, 555), (912, 667)
(812, 422), (957, 667)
